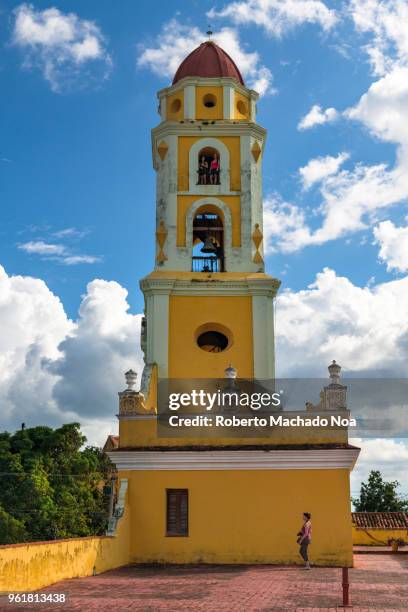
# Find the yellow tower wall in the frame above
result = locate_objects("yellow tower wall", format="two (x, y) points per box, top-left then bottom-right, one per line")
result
(168, 294), (253, 378)
(195, 86), (224, 120)
(234, 91), (251, 120)
(123, 468), (353, 566)
(166, 89), (184, 121)
(177, 136), (241, 191)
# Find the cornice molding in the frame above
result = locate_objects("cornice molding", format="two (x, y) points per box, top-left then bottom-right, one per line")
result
(139, 276), (280, 297)
(139, 278), (176, 295)
(152, 122), (267, 141)
(108, 448), (360, 471)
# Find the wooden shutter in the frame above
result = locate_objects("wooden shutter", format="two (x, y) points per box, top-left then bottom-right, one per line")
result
(166, 489), (188, 536)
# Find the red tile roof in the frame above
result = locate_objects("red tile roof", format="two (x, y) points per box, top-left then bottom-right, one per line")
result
(102, 435), (119, 453)
(352, 512), (408, 530)
(173, 41), (244, 86)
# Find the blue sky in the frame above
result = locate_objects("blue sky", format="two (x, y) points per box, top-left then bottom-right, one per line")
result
(1, 0), (408, 494)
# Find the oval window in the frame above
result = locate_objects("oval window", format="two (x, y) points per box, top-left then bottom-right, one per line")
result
(237, 100), (247, 115)
(197, 330), (229, 353)
(203, 94), (217, 108)
(171, 98), (181, 113)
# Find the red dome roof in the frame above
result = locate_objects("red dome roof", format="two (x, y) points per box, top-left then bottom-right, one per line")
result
(173, 41), (244, 86)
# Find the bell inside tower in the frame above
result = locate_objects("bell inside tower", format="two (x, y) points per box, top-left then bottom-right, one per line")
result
(192, 211), (224, 272)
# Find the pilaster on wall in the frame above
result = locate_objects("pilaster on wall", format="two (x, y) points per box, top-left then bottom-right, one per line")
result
(140, 278), (175, 378)
(247, 277), (280, 380)
(184, 85), (196, 119)
(223, 85), (234, 119)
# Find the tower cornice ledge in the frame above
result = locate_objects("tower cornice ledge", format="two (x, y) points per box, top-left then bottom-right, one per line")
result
(152, 122), (267, 140)
(140, 272), (281, 297)
(139, 277), (176, 295)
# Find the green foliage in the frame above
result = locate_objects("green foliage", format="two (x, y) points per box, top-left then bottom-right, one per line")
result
(0, 504), (28, 544)
(0, 423), (115, 544)
(353, 470), (408, 512)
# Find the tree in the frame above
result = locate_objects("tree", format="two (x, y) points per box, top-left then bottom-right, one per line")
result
(0, 423), (114, 544)
(353, 470), (408, 512)
(0, 504), (28, 544)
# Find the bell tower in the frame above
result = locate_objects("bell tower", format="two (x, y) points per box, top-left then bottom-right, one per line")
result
(108, 39), (359, 570)
(140, 39), (280, 380)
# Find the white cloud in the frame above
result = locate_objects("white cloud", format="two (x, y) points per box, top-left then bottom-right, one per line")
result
(298, 104), (338, 130)
(18, 239), (101, 265)
(282, 160), (407, 252)
(349, 0), (408, 76)
(208, 0), (338, 37)
(12, 4), (112, 92)
(374, 220), (408, 273)
(299, 152), (350, 189)
(62, 255), (102, 265)
(0, 265), (73, 425)
(137, 19), (274, 96)
(275, 267), (408, 377)
(0, 265), (142, 446)
(53, 227), (88, 239)
(346, 65), (408, 146)
(18, 241), (66, 256)
(46, 278), (143, 422)
(263, 195), (311, 254)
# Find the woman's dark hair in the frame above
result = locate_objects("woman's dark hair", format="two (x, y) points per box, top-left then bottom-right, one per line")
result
(303, 512), (311, 520)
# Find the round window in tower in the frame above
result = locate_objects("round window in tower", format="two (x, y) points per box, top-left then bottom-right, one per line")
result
(203, 94), (217, 108)
(237, 100), (247, 115)
(195, 323), (232, 353)
(197, 331), (228, 352)
(170, 98), (181, 113)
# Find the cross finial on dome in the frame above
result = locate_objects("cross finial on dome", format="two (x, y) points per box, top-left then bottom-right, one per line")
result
(206, 24), (213, 39)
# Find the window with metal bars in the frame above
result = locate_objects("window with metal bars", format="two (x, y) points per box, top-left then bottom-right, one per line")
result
(166, 489), (188, 536)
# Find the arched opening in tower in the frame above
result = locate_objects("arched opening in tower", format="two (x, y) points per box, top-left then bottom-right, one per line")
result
(197, 147), (220, 185)
(192, 210), (224, 272)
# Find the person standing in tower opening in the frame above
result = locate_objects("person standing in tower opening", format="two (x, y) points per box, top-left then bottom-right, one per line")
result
(209, 153), (220, 184)
(297, 512), (312, 569)
(197, 156), (208, 185)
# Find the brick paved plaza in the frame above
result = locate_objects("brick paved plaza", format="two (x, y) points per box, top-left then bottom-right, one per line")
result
(2, 554), (407, 611)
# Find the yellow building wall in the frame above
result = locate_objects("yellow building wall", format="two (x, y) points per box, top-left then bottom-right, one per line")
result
(178, 136), (241, 192)
(168, 295), (253, 378)
(195, 86), (223, 120)
(119, 417), (349, 448)
(0, 501), (131, 592)
(177, 194), (241, 247)
(166, 89), (184, 121)
(123, 468), (353, 566)
(234, 91), (250, 121)
(352, 527), (408, 546)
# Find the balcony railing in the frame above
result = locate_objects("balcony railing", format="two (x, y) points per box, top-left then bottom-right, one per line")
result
(192, 256), (224, 273)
